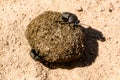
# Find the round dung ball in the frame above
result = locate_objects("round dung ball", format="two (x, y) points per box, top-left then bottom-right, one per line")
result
(25, 11), (85, 62)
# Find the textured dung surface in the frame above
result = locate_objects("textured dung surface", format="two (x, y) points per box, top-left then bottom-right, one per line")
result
(25, 11), (85, 62)
(0, 0), (120, 80)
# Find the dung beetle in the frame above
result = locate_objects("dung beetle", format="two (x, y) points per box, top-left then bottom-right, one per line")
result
(62, 12), (80, 26)
(30, 49), (41, 61)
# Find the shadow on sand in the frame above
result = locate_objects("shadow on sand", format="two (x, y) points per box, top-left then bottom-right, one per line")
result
(37, 25), (105, 69)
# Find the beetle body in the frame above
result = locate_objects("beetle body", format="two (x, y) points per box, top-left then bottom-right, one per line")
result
(30, 49), (41, 61)
(62, 12), (80, 26)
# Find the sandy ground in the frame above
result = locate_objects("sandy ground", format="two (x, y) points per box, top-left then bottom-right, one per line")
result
(0, 0), (120, 80)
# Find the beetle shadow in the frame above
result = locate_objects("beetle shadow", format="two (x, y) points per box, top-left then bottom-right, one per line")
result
(38, 26), (106, 69)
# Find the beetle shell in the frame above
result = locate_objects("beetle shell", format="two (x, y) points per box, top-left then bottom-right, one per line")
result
(62, 12), (71, 19)
(62, 12), (80, 25)
(30, 49), (41, 61)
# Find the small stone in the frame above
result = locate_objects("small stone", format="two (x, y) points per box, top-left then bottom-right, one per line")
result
(116, 41), (118, 44)
(109, 3), (114, 12)
(77, 7), (83, 12)
(100, 6), (105, 12)
(109, 7), (114, 12)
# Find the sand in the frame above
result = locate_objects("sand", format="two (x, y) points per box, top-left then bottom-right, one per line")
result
(0, 0), (120, 80)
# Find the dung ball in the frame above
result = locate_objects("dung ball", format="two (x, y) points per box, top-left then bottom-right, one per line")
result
(25, 11), (85, 62)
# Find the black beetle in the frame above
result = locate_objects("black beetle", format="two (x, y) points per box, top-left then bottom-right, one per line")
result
(30, 49), (41, 61)
(62, 12), (80, 26)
